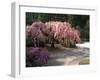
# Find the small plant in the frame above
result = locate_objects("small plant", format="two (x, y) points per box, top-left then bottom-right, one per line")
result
(26, 47), (49, 67)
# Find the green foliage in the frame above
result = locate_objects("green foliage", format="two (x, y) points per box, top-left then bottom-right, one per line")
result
(26, 12), (69, 25)
(26, 36), (34, 47)
(68, 15), (89, 28)
(79, 29), (89, 42)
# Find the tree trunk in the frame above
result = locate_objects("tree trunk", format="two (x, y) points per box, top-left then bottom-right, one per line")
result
(51, 43), (55, 47)
(51, 38), (55, 47)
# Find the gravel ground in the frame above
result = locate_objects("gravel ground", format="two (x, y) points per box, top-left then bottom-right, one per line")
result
(45, 48), (89, 66)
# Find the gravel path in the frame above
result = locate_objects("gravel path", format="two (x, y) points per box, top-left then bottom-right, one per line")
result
(46, 48), (89, 66)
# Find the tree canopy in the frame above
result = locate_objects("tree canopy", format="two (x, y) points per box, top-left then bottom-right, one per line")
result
(26, 12), (89, 42)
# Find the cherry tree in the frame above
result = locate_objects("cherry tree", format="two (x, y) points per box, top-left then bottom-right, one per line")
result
(42, 21), (80, 47)
(26, 22), (47, 47)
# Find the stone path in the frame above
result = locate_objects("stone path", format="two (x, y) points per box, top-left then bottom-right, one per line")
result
(46, 48), (89, 66)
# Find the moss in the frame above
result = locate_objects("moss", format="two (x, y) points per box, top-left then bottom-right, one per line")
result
(47, 47), (65, 52)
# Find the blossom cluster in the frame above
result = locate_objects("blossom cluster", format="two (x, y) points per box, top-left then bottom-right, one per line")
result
(43, 21), (80, 47)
